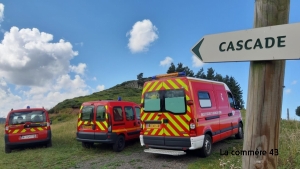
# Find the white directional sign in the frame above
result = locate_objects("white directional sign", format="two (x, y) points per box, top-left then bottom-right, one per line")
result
(191, 22), (300, 63)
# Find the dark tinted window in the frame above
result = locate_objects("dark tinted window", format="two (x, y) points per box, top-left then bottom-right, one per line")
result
(113, 107), (123, 121)
(96, 106), (106, 121)
(125, 106), (134, 121)
(9, 111), (46, 125)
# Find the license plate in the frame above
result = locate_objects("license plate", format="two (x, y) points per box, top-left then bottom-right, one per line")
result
(83, 125), (92, 129)
(147, 124), (160, 128)
(21, 134), (36, 139)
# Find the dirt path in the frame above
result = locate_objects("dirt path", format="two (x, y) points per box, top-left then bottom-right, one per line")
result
(71, 137), (242, 169)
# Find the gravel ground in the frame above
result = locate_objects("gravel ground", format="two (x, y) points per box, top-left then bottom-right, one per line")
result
(71, 136), (242, 169)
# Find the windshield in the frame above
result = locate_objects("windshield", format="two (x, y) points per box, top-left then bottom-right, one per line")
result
(9, 111), (46, 125)
(144, 89), (186, 114)
(81, 105), (94, 121)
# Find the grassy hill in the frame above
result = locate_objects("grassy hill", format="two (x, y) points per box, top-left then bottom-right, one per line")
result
(49, 80), (143, 114)
(0, 118), (5, 124)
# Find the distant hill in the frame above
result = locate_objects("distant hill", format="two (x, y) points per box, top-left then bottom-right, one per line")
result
(0, 118), (6, 124)
(49, 80), (145, 114)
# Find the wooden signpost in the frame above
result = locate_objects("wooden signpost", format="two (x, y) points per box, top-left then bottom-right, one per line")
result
(191, 0), (291, 168)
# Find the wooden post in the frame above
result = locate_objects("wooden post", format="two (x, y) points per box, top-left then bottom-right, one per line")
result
(242, 0), (290, 169)
(287, 108), (289, 120)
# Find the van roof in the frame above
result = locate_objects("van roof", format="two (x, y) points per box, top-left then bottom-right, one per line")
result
(82, 100), (139, 105)
(186, 77), (231, 91)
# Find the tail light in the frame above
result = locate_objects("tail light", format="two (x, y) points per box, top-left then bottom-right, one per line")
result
(107, 114), (112, 132)
(189, 119), (196, 137)
(5, 125), (9, 134)
(46, 122), (51, 130)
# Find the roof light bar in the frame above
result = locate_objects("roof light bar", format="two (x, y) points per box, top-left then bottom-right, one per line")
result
(152, 72), (186, 80)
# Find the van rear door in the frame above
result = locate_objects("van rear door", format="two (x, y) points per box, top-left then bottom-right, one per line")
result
(142, 78), (192, 148)
(78, 105), (95, 140)
(8, 110), (48, 143)
(94, 105), (108, 140)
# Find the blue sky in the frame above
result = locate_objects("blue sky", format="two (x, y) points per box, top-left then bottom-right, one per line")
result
(0, 1), (299, 119)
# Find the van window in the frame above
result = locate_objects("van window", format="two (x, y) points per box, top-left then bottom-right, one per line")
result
(81, 106), (94, 121)
(144, 91), (161, 111)
(198, 91), (212, 108)
(165, 90), (186, 114)
(113, 107), (123, 121)
(227, 92), (235, 108)
(125, 106), (134, 120)
(96, 106), (106, 122)
(135, 107), (141, 120)
(9, 111), (46, 125)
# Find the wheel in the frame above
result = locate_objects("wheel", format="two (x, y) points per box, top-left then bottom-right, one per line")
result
(235, 123), (243, 139)
(198, 134), (212, 157)
(46, 140), (52, 148)
(5, 144), (12, 154)
(113, 135), (125, 152)
(82, 142), (94, 148)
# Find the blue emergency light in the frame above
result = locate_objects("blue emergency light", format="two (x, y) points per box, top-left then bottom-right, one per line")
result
(152, 72), (186, 80)
(118, 97), (121, 101)
(27, 106), (30, 109)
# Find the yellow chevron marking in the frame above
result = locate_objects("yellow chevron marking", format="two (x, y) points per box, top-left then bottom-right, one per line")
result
(158, 129), (164, 135)
(37, 127), (43, 131)
(103, 121), (108, 128)
(90, 122), (94, 125)
(141, 82), (153, 102)
(165, 114), (184, 132)
(96, 122), (105, 130)
(155, 82), (163, 91)
(166, 124), (179, 136)
(144, 131), (149, 135)
(78, 121), (83, 127)
(183, 134), (189, 137)
(176, 79), (188, 91)
(13, 129), (19, 134)
(187, 106), (191, 113)
(21, 129), (26, 133)
(84, 121), (88, 125)
(30, 128), (36, 132)
(163, 82), (170, 90)
(167, 80), (179, 89)
(147, 113), (155, 121)
(186, 95), (190, 100)
(164, 129), (171, 136)
(80, 106), (83, 110)
(78, 113), (81, 119)
(154, 115), (159, 120)
(151, 129), (158, 135)
(175, 115), (189, 131)
(148, 81), (159, 92)
(183, 114), (191, 121)
(8, 130), (11, 133)
(141, 113), (147, 121)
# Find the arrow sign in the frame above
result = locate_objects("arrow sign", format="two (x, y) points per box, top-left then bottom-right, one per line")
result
(191, 22), (300, 63)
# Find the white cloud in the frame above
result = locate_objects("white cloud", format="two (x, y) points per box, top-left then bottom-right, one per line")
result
(160, 56), (173, 67)
(285, 88), (291, 94)
(0, 26), (78, 86)
(69, 63), (86, 75)
(96, 85), (105, 91)
(92, 77), (97, 81)
(292, 80), (297, 85)
(0, 3), (4, 23)
(192, 55), (204, 67)
(126, 19), (158, 53)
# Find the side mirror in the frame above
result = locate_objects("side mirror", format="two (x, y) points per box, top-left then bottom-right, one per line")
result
(235, 101), (241, 109)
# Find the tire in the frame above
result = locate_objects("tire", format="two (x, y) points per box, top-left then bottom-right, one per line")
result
(113, 135), (125, 152)
(198, 134), (212, 157)
(82, 142), (94, 148)
(235, 123), (243, 139)
(46, 140), (52, 148)
(5, 144), (12, 154)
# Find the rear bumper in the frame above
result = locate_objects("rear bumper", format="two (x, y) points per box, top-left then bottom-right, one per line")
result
(76, 132), (118, 144)
(5, 130), (52, 147)
(140, 135), (204, 150)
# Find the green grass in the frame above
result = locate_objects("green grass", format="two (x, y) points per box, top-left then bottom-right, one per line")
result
(1, 108), (299, 168)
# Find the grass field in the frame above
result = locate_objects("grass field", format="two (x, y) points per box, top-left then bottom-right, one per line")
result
(1, 110), (299, 169)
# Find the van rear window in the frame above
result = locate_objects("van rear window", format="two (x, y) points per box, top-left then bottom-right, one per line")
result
(81, 106), (94, 121)
(144, 89), (186, 114)
(9, 111), (46, 125)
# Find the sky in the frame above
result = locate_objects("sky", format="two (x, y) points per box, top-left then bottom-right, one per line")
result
(0, 1), (299, 119)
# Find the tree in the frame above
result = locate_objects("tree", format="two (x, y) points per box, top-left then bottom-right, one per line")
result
(296, 106), (300, 117)
(167, 63), (176, 73)
(206, 67), (215, 80)
(137, 73), (144, 88)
